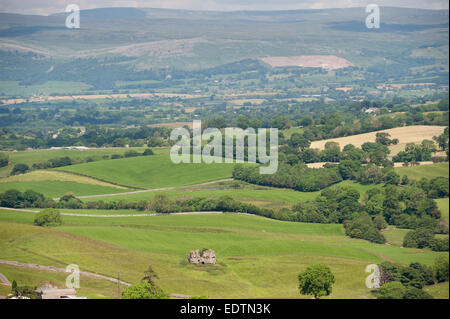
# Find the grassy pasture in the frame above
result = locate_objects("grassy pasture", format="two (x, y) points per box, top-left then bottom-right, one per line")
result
(394, 162), (449, 180)
(0, 180), (129, 198)
(0, 210), (447, 298)
(81, 180), (379, 208)
(436, 198), (449, 223)
(0, 147), (150, 178)
(57, 154), (236, 189)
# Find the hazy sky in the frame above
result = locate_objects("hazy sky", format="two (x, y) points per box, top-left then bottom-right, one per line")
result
(0, 0), (448, 15)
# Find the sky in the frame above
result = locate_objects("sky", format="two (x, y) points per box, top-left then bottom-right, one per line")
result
(0, 0), (448, 15)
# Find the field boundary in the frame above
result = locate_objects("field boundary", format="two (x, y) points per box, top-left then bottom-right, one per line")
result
(54, 169), (144, 190)
(52, 178), (234, 200)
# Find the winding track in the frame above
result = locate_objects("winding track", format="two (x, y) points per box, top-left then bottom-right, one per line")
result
(52, 178), (234, 200)
(0, 260), (131, 286)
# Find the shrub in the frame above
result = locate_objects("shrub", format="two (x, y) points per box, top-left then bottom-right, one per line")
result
(403, 287), (433, 299)
(377, 282), (406, 299)
(121, 283), (169, 299)
(33, 208), (62, 227)
(433, 256), (449, 282)
(142, 148), (154, 156)
(0, 153), (9, 167)
(430, 238), (449, 252)
(403, 228), (435, 249)
(10, 163), (29, 176)
(124, 150), (141, 158)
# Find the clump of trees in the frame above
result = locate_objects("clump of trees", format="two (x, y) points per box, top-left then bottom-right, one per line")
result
(344, 213), (386, 244)
(393, 140), (436, 163)
(403, 228), (449, 251)
(33, 208), (62, 227)
(298, 264), (335, 299)
(376, 257), (449, 299)
(10, 163), (29, 175)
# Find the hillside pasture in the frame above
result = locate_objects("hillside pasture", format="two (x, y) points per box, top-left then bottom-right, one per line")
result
(0, 210), (447, 298)
(394, 162), (449, 180)
(56, 154), (236, 189)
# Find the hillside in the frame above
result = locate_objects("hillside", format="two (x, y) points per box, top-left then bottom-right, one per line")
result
(0, 210), (446, 298)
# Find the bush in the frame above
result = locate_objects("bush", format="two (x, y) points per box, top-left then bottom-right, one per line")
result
(430, 238), (449, 252)
(124, 150), (141, 158)
(10, 163), (29, 176)
(403, 287), (433, 299)
(33, 208), (62, 227)
(377, 281), (406, 299)
(0, 153), (9, 167)
(121, 283), (169, 299)
(433, 256), (449, 282)
(111, 154), (123, 159)
(403, 228), (435, 249)
(142, 148), (154, 156)
(344, 213), (386, 244)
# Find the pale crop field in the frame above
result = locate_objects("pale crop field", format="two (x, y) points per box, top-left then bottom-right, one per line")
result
(310, 125), (446, 152)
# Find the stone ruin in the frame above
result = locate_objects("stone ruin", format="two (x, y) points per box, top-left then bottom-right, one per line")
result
(188, 249), (216, 264)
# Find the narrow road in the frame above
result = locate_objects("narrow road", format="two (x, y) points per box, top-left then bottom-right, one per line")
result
(0, 207), (225, 217)
(0, 260), (190, 298)
(52, 178), (234, 200)
(0, 272), (11, 286)
(0, 260), (131, 286)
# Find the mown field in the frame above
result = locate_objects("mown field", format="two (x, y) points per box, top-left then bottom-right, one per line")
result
(310, 125), (446, 154)
(394, 162), (449, 180)
(0, 210), (447, 299)
(56, 154), (236, 189)
(0, 147), (150, 178)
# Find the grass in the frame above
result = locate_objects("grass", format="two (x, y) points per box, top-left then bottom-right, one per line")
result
(383, 227), (410, 247)
(0, 147), (152, 178)
(394, 162), (449, 180)
(424, 282), (449, 299)
(0, 170), (127, 189)
(0, 180), (130, 198)
(0, 209), (447, 298)
(57, 154), (236, 189)
(436, 198), (449, 223)
(81, 180), (380, 209)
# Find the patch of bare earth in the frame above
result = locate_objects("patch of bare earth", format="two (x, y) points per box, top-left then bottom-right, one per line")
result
(260, 55), (353, 70)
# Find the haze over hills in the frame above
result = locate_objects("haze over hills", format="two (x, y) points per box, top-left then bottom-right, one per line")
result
(0, 6), (448, 91)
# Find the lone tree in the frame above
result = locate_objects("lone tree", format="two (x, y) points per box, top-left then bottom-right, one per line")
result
(122, 265), (169, 299)
(298, 264), (335, 299)
(141, 265), (159, 292)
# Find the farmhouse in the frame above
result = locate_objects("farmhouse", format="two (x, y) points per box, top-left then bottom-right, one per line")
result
(35, 283), (86, 299)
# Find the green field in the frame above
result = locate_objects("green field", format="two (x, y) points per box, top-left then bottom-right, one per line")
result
(394, 162), (449, 180)
(81, 180), (380, 210)
(0, 209), (447, 299)
(57, 154), (236, 189)
(0, 147), (151, 178)
(436, 198), (449, 223)
(0, 180), (130, 198)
